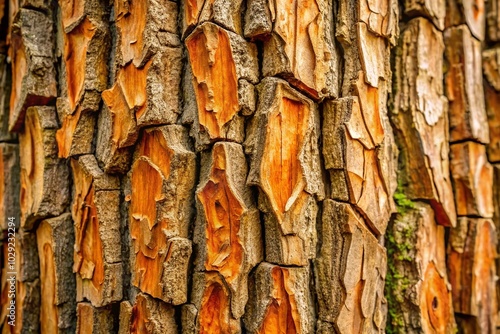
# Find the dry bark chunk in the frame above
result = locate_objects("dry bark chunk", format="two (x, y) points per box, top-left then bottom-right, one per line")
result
(323, 95), (395, 236)
(185, 22), (258, 150)
(486, 0), (500, 41)
(245, 0), (339, 99)
(59, 0), (110, 32)
(114, 0), (180, 67)
(0, 144), (19, 232)
(76, 302), (115, 334)
(336, 0), (396, 94)
(385, 202), (456, 333)
(183, 0), (242, 35)
(444, 25), (489, 144)
(403, 0), (445, 30)
(450, 142), (494, 218)
(0, 55), (16, 142)
(315, 200), (388, 333)
(128, 125), (196, 304)
(117, 294), (177, 334)
(19, 106), (70, 230)
(183, 272), (240, 334)
(9, 9), (56, 132)
(36, 213), (76, 334)
(194, 142), (262, 319)
(0, 231), (40, 332)
(97, 46), (182, 172)
(483, 48), (500, 163)
(447, 218), (498, 332)
(56, 1), (110, 158)
(244, 263), (315, 334)
(392, 18), (456, 227)
(71, 156), (122, 307)
(446, 0), (485, 41)
(246, 77), (323, 265)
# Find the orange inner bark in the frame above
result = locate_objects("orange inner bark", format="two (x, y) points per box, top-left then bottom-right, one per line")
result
(102, 61), (150, 148)
(274, 0), (320, 95)
(130, 294), (149, 334)
(198, 145), (244, 283)
(422, 262), (451, 334)
(71, 159), (105, 301)
(136, 129), (173, 178)
(199, 279), (232, 334)
(56, 105), (83, 158)
(115, 0), (147, 65)
(261, 97), (309, 222)
(76, 304), (94, 334)
(130, 130), (173, 299)
(258, 267), (299, 334)
(185, 0), (215, 27)
(354, 77), (384, 146)
(130, 159), (166, 298)
(37, 222), (59, 334)
(9, 34), (26, 122)
(186, 24), (239, 139)
(19, 110), (43, 223)
(59, 0), (85, 30)
(63, 17), (96, 112)
(474, 220), (496, 328)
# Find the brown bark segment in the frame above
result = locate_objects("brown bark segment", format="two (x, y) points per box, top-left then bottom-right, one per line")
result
(244, 263), (315, 334)
(244, 0), (339, 99)
(486, 0), (500, 41)
(246, 77), (323, 265)
(392, 18), (456, 227)
(336, 0), (397, 93)
(15, 231), (41, 333)
(323, 96), (395, 235)
(118, 294), (177, 334)
(182, 272), (240, 334)
(183, 0), (242, 35)
(71, 155), (122, 307)
(128, 125), (195, 304)
(0, 232), (40, 333)
(8, 9), (57, 132)
(483, 47), (500, 163)
(184, 22), (258, 150)
(76, 303), (115, 334)
(0, 53), (16, 142)
(96, 0), (181, 173)
(333, 0), (398, 237)
(444, 25), (489, 144)
(0, 144), (18, 232)
(19, 106), (70, 231)
(115, 0), (180, 66)
(450, 142), (494, 218)
(446, 0), (485, 41)
(194, 142), (262, 318)
(315, 200), (387, 333)
(56, 0), (109, 158)
(447, 217), (498, 332)
(385, 202), (456, 333)
(100, 47), (181, 144)
(493, 165), (500, 308)
(403, 0), (445, 30)
(36, 213), (76, 334)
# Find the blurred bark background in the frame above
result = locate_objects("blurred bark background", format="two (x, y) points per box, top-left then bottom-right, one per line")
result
(0, 0), (499, 333)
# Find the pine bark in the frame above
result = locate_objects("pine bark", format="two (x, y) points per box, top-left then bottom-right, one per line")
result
(0, 0), (499, 333)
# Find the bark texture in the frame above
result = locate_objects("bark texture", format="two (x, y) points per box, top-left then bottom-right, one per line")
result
(0, 0), (499, 333)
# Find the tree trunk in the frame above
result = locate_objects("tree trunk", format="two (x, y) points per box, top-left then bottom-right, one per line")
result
(0, 0), (498, 333)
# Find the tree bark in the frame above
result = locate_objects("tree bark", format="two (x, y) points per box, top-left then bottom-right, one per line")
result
(0, 0), (499, 333)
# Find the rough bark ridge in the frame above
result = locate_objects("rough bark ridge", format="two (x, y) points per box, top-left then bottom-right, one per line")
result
(0, 0), (499, 333)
